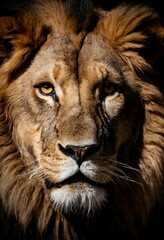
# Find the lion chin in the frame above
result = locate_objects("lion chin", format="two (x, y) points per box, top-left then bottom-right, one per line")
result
(45, 169), (109, 215)
(49, 183), (107, 215)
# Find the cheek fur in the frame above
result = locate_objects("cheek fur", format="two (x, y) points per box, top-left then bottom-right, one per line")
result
(104, 93), (125, 118)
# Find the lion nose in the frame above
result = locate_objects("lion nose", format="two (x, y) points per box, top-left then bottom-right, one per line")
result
(59, 143), (100, 164)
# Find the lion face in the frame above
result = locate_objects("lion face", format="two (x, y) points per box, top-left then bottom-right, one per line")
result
(4, 28), (144, 215)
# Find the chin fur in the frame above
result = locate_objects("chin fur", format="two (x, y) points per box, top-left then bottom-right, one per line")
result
(50, 183), (107, 216)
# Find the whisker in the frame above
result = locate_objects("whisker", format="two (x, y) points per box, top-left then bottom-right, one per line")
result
(109, 159), (141, 174)
(111, 168), (141, 185)
(16, 164), (45, 187)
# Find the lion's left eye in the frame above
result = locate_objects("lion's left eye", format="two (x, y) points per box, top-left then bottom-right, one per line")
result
(34, 82), (55, 96)
(103, 79), (118, 96)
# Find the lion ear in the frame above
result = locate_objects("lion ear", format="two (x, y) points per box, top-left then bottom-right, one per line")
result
(0, 14), (50, 78)
(97, 4), (164, 73)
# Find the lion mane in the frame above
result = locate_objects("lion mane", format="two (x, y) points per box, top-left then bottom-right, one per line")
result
(0, 0), (164, 239)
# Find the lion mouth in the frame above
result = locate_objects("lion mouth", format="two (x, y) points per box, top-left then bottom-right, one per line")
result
(45, 172), (104, 189)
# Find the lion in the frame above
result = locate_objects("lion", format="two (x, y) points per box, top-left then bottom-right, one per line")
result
(0, 0), (164, 239)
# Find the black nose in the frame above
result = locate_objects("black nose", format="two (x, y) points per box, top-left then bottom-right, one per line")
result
(59, 143), (100, 163)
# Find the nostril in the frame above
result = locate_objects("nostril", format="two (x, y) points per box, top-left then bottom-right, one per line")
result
(59, 144), (76, 159)
(58, 143), (101, 163)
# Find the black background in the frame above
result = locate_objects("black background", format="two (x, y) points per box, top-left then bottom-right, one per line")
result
(0, 0), (163, 19)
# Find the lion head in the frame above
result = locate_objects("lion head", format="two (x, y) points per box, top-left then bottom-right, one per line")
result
(0, 1), (164, 239)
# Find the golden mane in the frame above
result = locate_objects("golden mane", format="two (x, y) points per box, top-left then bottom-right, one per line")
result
(96, 4), (164, 72)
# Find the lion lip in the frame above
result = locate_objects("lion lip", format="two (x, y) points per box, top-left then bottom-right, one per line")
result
(45, 172), (104, 189)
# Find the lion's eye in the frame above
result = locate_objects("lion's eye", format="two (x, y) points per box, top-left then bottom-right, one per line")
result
(103, 79), (118, 96)
(34, 82), (55, 96)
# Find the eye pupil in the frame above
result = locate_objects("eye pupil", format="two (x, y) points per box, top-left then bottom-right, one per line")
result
(43, 84), (50, 89)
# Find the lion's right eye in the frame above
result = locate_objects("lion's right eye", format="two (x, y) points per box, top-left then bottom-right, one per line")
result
(34, 82), (55, 97)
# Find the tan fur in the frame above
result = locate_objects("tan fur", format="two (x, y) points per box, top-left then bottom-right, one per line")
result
(0, 1), (164, 239)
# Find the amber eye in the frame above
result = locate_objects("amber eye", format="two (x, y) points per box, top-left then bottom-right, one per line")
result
(34, 82), (55, 96)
